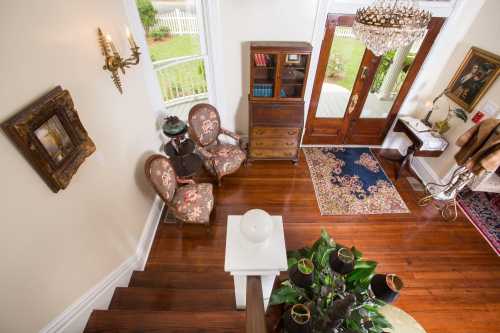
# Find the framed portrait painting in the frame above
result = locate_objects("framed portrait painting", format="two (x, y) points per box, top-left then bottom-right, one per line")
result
(446, 47), (500, 112)
(2, 86), (95, 192)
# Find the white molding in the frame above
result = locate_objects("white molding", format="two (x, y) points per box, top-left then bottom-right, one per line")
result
(122, 0), (164, 112)
(409, 156), (442, 185)
(39, 196), (163, 333)
(136, 196), (164, 271)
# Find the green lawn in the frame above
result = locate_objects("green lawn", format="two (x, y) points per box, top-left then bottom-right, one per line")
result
(147, 34), (206, 102)
(148, 34), (201, 61)
(328, 37), (366, 90)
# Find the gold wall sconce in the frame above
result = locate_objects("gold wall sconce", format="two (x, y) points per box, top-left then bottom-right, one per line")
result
(98, 27), (140, 93)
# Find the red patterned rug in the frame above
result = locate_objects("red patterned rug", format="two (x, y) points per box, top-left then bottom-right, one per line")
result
(458, 190), (500, 256)
(303, 147), (409, 215)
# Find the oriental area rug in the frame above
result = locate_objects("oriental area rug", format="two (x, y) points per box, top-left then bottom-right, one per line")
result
(303, 147), (409, 215)
(458, 190), (500, 256)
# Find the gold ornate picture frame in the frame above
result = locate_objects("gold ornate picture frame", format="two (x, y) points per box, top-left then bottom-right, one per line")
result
(446, 47), (500, 112)
(2, 86), (95, 192)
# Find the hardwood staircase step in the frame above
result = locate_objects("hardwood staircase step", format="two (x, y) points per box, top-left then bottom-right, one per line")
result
(84, 310), (245, 333)
(130, 270), (234, 289)
(109, 287), (235, 311)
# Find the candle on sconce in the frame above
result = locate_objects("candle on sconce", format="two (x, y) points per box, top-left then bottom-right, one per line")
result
(106, 34), (118, 54)
(424, 100), (434, 110)
(126, 27), (137, 49)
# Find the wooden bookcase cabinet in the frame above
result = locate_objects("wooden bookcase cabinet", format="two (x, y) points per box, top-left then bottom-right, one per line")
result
(248, 42), (312, 163)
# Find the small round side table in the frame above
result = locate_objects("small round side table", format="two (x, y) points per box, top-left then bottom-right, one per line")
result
(379, 305), (427, 333)
(162, 116), (188, 149)
(163, 139), (203, 178)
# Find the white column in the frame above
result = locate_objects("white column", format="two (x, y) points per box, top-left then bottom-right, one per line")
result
(378, 43), (412, 101)
(232, 273), (279, 310)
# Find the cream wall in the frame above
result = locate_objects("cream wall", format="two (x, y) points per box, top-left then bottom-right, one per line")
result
(218, 0), (319, 133)
(389, 0), (499, 180)
(0, 1), (158, 332)
(420, 0), (500, 179)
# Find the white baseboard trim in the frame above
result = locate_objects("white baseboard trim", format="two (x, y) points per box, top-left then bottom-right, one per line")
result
(39, 196), (164, 333)
(410, 156), (443, 185)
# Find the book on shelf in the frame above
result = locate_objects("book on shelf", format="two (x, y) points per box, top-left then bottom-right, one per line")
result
(254, 53), (273, 67)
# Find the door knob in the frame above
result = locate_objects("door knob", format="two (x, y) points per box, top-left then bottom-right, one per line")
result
(360, 66), (369, 80)
(348, 94), (359, 114)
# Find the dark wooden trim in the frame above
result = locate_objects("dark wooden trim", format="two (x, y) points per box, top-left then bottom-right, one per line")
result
(303, 15), (446, 146)
(303, 14), (355, 145)
(246, 276), (267, 333)
(380, 17), (446, 141)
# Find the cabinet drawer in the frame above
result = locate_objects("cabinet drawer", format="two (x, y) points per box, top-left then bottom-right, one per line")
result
(252, 103), (303, 124)
(251, 148), (298, 159)
(251, 137), (298, 149)
(252, 127), (300, 138)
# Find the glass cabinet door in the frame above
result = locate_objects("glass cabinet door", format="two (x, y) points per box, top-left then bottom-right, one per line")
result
(279, 53), (308, 98)
(252, 53), (277, 98)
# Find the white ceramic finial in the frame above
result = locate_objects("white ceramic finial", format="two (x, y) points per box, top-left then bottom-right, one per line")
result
(240, 209), (274, 244)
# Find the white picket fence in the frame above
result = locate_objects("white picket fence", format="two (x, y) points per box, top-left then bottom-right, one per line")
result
(335, 26), (356, 38)
(152, 8), (199, 34)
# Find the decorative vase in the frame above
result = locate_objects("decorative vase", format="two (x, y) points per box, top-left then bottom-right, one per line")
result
(289, 258), (314, 289)
(329, 247), (355, 274)
(283, 304), (312, 333)
(162, 116), (187, 136)
(240, 209), (274, 244)
(370, 274), (403, 303)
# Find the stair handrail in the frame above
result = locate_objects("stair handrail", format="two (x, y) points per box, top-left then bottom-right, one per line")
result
(246, 276), (267, 333)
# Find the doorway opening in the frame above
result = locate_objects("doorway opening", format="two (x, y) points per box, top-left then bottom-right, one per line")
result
(303, 14), (445, 145)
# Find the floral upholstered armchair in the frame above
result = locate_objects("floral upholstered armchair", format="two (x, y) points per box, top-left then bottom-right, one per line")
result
(145, 154), (214, 225)
(188, 103), (246, 186)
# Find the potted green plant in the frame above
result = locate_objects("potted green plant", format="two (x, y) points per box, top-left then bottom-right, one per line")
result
(284, 303), (313, 333)
(289, 258), (315, 288)
(270, 229), (398, 333)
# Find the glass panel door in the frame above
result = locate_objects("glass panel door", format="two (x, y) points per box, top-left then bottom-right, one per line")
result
(315, 24), (366, 118)
(358, 32), (428, 119)
(280, 53), (308, 98)
(252, 53), (277, 98)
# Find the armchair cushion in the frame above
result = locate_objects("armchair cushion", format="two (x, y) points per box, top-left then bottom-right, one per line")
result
(204, 143), (246, 177)
(189, 104), (221, 146)
(146, 155), (177, 202)
(171, 183), (214, 224)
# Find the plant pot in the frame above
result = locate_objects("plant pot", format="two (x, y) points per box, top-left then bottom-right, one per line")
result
(283, 304), (312, 333)
(289, 258), (314, 288)
(329, 247), (355, 274)
(370, 274), (403, 303)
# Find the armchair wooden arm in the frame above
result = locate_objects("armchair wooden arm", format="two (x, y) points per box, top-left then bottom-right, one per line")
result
(176, 177), (196, 185)
(220, 127), (241, 144)
(196, 146), (214, 160)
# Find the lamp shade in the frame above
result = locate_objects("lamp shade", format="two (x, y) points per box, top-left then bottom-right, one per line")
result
(240, 209), (274, 244)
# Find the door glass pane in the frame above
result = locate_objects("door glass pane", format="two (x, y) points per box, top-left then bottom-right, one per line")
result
(315, 25), (365, 118)
(359, 32), (427, 118)
(280, 54), (307, 98)
(252, 53), (277, 97)
(136, 0), (209, 111)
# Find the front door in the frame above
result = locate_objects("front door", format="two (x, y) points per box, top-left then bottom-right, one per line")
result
(303, 14), (444, 145)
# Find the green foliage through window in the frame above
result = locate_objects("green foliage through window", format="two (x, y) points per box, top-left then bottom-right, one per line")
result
(136, 0), (157, 33)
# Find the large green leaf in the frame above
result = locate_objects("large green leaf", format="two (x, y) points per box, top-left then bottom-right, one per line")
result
(287, 257), (298, 269)
(320, 228), (336, 247)
(269, 285), (301, 305)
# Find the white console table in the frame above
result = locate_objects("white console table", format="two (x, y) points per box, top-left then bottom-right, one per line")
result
(224, 215), (288, 310)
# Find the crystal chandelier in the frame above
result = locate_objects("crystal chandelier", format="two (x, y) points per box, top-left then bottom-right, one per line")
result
(353, 0), (432, 56)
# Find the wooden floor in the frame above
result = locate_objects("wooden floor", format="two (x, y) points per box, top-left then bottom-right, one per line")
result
(87, 150), (500, 332)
